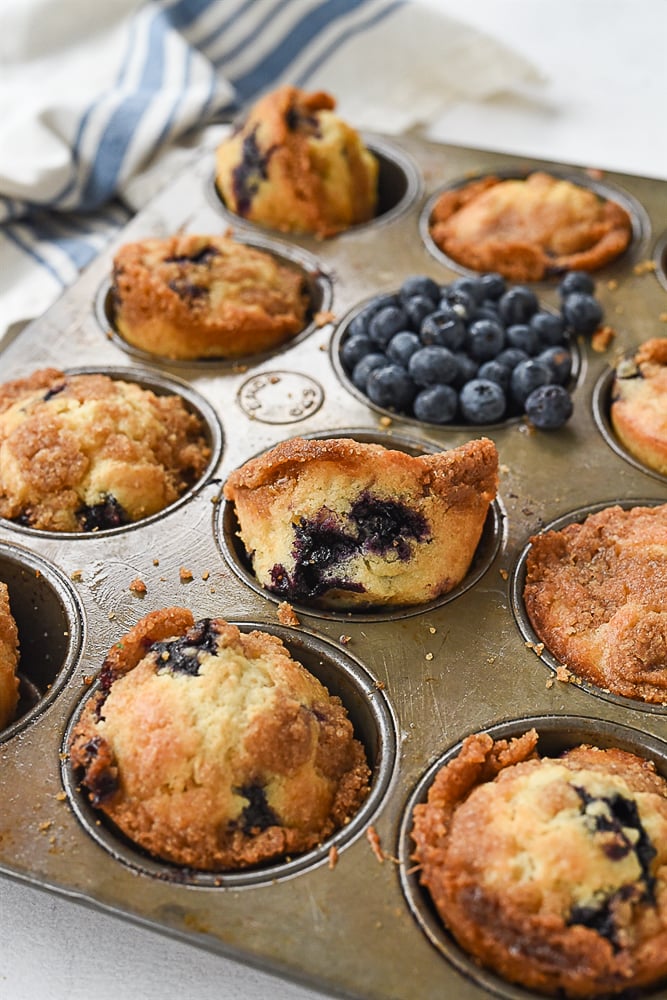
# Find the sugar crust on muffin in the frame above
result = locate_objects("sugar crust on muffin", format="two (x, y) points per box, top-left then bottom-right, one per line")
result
(0, 368), (211, 532)
(429, 171), (633, 282)
(223, 436), (498, 609)
(610, 337), (667, 475)
(215, 85), (379, 238)
(68, 608), (370, 870)
(0, 582), (19, 729)
(523, 503), (667, 703)
(411, 729), (667, 998)
(111, 233), (311, 360)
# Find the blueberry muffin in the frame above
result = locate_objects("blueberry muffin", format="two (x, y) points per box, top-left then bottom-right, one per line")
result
(215, 85), (379, 238)
(429, 171), (633, 282)
(111, 233), (311, 360)
(0, 369), (210, 532)
(223, 436), (498, 609)
(610, 338), (667, 475)
(411, 729), (667, 998)
(0, 582), (19, 729)
(69, 608), (370, 870)
(523, 503), (667, 703)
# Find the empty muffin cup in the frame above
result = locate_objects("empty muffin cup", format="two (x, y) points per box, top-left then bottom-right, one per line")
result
(62, 618), (397, 887)
(0, 541), (83, 739)
(399, 714), (667, 1000)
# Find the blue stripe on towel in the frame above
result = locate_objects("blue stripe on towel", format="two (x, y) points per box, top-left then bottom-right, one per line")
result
(228, 0), (374, 101)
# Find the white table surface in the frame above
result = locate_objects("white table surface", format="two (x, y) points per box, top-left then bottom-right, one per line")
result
(2, 2), (666, 998)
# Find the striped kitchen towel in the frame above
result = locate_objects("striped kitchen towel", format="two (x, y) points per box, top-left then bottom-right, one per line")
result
(0, 0), (540, 343)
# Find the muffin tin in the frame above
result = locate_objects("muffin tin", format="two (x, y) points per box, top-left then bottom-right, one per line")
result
(1, 132), (666, 1000)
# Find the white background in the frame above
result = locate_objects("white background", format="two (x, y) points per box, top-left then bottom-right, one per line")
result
(2, 1), (666, 999)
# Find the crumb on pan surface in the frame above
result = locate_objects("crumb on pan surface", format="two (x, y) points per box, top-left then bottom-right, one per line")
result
(429, 172), (633, 282)
(223, 435), (498, 609)
(215, 85), (378, 238)
(69, 608), (370, 870)
(0, 368), (210, 532)
(111, 232), (311, 360)
(523, 503), (667, 703)
(411, 729), (667, 998)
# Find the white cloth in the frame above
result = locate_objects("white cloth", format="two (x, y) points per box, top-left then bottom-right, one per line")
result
(0, 0), (542, 343)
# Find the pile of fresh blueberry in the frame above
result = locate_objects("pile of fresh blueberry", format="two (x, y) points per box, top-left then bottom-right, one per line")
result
(338, 270), (603, 429)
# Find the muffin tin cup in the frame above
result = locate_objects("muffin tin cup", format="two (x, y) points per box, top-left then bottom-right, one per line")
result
(510, 498), (667, 715)
(419, 166), (651, 282)
(209, 134), (423, 238)
(61, 621), (398, 888)
(0, 541), (84, 741)
(655, 228), (667, 294)
(397, 713), (667, 1000)
(216, 427), (505, 622)
(592, 361), (667, 483)
(96, 235), (335, 370)
(330, 296), (586, 432)
(0, 365), (224, 540)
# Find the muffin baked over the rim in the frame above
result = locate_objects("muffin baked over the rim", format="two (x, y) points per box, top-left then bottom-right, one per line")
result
(110, 232), (311, 360)
(215, 85), (379, 238)
(429, 171), (633, 282)
(610, 337), (667, 475)
(68, 608), (371, 871)
(0, 582), (19, 729)
(0, 368), (210, 532)
(411, 728), (667, 998)
(223, 435), (498, 609)
(523, 503), (667, 703)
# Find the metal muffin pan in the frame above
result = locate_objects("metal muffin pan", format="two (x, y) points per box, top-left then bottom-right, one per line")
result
(1, 133), (666, 1000)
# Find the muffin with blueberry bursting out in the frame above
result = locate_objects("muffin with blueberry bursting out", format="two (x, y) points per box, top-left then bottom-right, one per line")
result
(339, 269), (605, 430)
(223, 435), (498, 610)
(215, 85), (379, 238)
(610, 337), (667, 476)
(0, 368), (210, 532)
(411, 727), (667, 998)
(69, 608), (371, 870)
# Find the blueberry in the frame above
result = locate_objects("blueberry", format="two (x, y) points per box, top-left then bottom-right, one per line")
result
(480, 272), (507, 300)
(366, 364), (417, 411)
(420, 309), (466, 350)
(399, 274), (440, 305)
(477, 359), (511, 391)
(408, 345), (459, 387)
(404, 294), (437, 330)
(459, 379), (506, 424)
(413, 384), (458, 423)
(558, 270), (596, 298)
(386, 331), (421, 366)
(466, 318), (506, 361)
(537, 346), (572, 385)
(525, 384), (573, 429)
(368, 305), (409, 347)
(449, 276), (486, 305)
(562, 292), (603, 334)
(506, 323), (539, 356)
(351, 352), (387, 391)
(340, 333), (373, 372)
(510, 359), (553, 406)
(347, 294), (396, 338)
(439, 286), (475, 320)
(496, 347), (529, 370)
(473, 303), (501, 324)
(498, 286), (539, 325)
(452, 351), (479, 387)
(530, 310), (566, 347)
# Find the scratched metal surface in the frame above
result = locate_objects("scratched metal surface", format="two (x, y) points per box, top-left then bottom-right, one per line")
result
(1, 134), (667, 1000)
